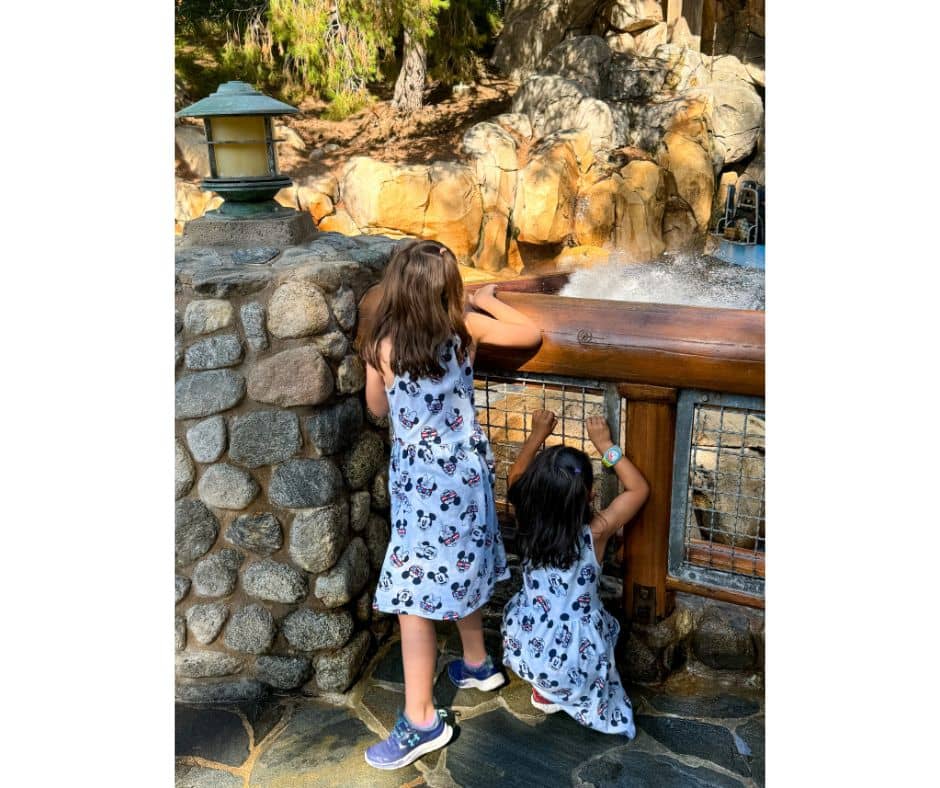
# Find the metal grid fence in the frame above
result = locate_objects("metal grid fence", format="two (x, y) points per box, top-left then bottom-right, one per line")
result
(472, 371), (621, 527)
(669, 390), (765, 597)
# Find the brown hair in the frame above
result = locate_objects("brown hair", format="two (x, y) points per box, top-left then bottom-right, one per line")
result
(360, 239), (472, 380)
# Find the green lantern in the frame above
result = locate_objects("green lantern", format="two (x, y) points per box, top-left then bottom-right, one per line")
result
(176, 81), (299, 215)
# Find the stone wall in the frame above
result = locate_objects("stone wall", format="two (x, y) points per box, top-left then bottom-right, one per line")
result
(174, 230), (398, 704)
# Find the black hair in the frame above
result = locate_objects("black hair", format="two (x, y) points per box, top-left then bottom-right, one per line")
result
(507, 445), (594, 570)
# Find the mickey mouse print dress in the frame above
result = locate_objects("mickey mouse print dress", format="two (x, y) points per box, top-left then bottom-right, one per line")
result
(501, 526), (636, 737)
(373, 337), (510, 620)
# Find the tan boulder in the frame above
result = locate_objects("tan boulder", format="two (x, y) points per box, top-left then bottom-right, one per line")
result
(573, 174), (621, 248)
(275, 185), (299, 209)
(663, 194), (700, 252)
(341, 157), (430, 237)
(175, 179), (222, 228)
(606, 0), (664, 33)
(473, 213), (511, 273)
(175, 124), (210, 178)
(422, 162), (484, 261)
(635, 22), (669, 56)
(606, 32), (635, 54)
(512, 135), (581, 245)
(317, 208), (360, 236)
(660, 131), (714, 231)
(300, 190), (335, 223)
(616, 160), (667, 260)
(461, 122), (519, 214)
(691, 447), (765, 550)
(669, 16), (698, 49)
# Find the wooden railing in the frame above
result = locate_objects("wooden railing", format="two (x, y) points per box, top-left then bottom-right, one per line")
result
(358, 282), (765, 623)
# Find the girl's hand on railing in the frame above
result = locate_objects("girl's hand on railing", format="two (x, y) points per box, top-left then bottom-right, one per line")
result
(468, 283), (497, 311)
(586, 415), (613, 453)
(530, 409), (556, 442)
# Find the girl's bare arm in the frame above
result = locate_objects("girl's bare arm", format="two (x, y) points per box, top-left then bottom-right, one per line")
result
(365, 362), (390, 418)
(586, 416), (649, 561)
(466, 285), (542, 349)
(507, 410), (557, 489)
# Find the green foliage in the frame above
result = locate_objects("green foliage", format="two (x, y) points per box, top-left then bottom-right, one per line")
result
(176, 0), (506, 118)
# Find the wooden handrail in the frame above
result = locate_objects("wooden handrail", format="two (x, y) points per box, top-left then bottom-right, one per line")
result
(357, 287), (765, 396)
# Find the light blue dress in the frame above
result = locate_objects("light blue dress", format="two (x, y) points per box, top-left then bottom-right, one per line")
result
(501, 526), (636, 737)
(373, 337), (510, 620)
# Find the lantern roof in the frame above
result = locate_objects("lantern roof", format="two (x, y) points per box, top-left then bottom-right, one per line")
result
(176, 81), (299, 119)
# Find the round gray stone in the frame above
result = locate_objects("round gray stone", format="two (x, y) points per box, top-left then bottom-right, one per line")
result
(242, 559), (307, 604)
(349, 491), (371, 532)
(185, 602), (229, 645)
(176, 615), (186, 652)
(193, 549), (244, 597)
(247, 346), (333, 407)
(269, 459), (343, 509)
(225, 513), (282, 555)
(176, 439), (196, 499)
(240, 301), (269, 352)
(267, 281), (331, 338)
(192, 266), (273, 297)
(315, 630), (371, 691)
(175, 677), (267, 705)
(176, 651), (243, 678)
(255, 656), (312, 690)
(312, 331), (349, 361)
(224, 604), (276, 654)
(288, 504), (349, 574)
(176, 499), (220, 567)
(176, 575), (191, 604)
(198, 463), (260, 510)
(176, 370), (245, 419)
(692, 607), (757, 670)
(336, 355), (366, 394)
(184, 299), (234, 335)
(281, 608), (354, 651)
(371, 468), (390, 509)
(364, 514), (390, 570)
(342, 432), (385, 490)
(185, 334), (244, 370)
(314, 538), (370, 608)
(329, 287), (357, 332)
(305, 398), (362, 456)
(229, 410), (301, 468)
(186, 416), (227, 463)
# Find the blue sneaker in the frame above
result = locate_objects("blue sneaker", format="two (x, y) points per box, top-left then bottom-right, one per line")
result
(364, 711), (453, 770)
(446, 656), (506, 691)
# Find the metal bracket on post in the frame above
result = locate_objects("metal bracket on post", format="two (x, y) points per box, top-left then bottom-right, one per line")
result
(632, 583), (657, 626)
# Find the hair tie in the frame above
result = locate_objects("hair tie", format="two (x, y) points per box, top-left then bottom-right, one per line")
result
(572, 467), (582, 474)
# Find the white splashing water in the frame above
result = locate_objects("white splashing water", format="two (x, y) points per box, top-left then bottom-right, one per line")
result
(558, 252), (765, 311)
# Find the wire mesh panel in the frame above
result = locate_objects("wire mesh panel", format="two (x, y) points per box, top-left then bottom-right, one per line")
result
(669, 390), (765, 598)
(473, 370), (621, 524)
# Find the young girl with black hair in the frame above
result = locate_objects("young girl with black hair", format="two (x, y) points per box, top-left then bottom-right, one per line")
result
(360, 239), (542, 769)
(502, 410), (649, 736)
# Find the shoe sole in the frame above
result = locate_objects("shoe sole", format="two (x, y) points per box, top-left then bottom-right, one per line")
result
(452, 672), (506, 692)
(364, 723), (454, 771)
(531, 697), (561, 714)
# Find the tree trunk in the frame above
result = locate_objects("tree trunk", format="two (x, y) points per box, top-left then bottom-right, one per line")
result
(392, 29), (426, 112)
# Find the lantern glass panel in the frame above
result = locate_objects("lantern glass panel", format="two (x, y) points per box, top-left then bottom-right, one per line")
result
(210, 116), (269, 178)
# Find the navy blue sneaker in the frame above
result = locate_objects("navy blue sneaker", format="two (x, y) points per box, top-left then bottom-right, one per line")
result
(364, 710), (453, 770)
(446, 655), (506, 691)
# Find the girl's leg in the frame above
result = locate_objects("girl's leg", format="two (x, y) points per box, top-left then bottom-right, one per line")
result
(455, 609), (487, 666)
(399, 614), (439, 726)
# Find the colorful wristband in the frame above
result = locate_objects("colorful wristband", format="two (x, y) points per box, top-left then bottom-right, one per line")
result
(601, 445), (623, 468)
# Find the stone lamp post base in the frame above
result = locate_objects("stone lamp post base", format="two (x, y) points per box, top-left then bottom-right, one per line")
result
(179, 208), (317, 249)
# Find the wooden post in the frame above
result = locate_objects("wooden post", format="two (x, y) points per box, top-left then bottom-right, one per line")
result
(620, 383), (677, 624)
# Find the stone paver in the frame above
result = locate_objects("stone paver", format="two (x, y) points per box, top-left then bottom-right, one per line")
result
(248, 703), (420, 787)
(175, 706), (249, 767)
(176, 630), (764, 788)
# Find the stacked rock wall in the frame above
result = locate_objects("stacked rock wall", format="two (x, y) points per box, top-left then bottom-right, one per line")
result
(174, 231), (398, 704)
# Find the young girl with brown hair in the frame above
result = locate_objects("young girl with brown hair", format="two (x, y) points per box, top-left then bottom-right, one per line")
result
(360, 239), (541, 770)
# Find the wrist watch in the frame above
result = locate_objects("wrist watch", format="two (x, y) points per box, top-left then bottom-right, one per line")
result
(601, 445), (623, 468)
